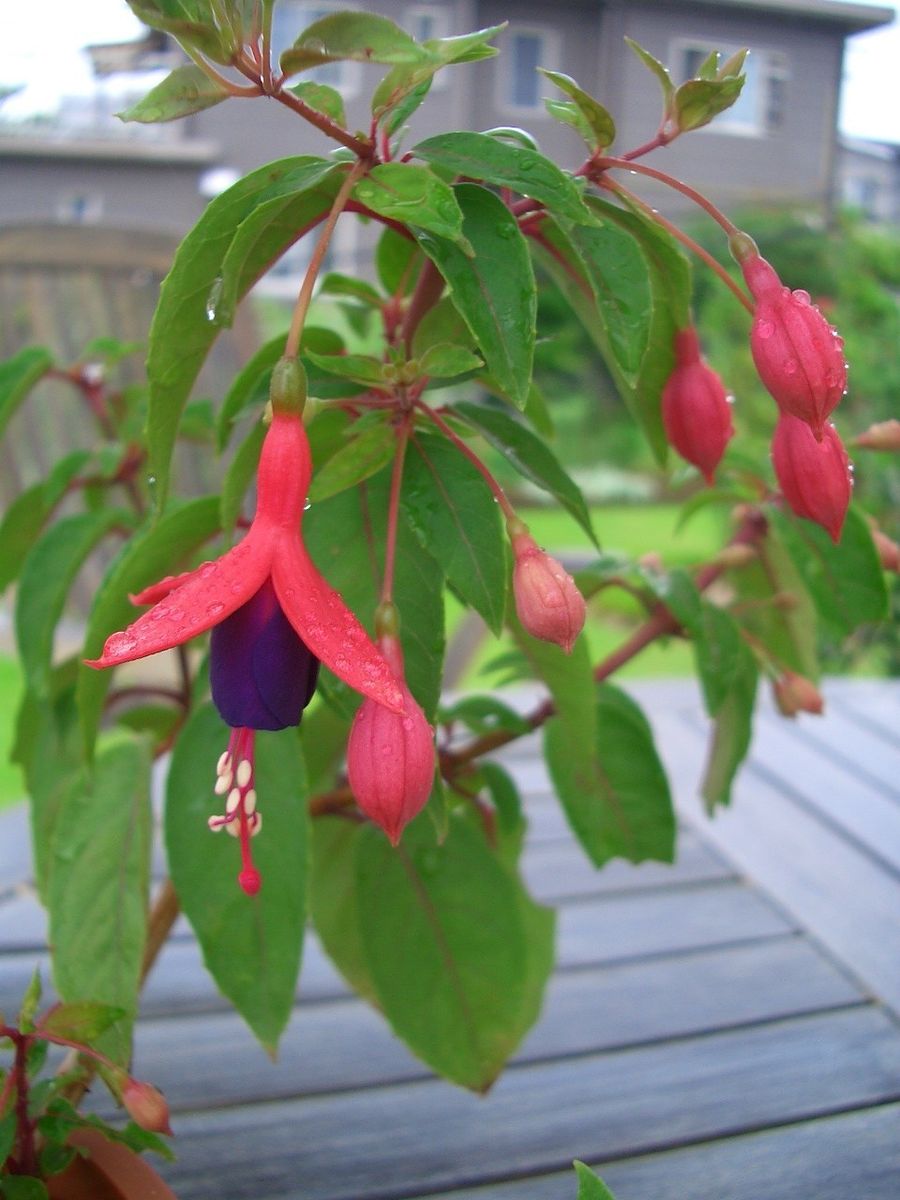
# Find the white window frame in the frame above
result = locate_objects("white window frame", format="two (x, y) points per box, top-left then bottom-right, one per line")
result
(497, 26), (562, 116)
(670, 38), (790, 138)
(273, 0), (362, 101)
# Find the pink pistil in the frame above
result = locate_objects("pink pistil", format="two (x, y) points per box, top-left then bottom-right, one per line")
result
(208, 727), (262, 895)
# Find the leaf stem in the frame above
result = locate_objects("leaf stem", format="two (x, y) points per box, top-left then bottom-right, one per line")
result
(592, 156), (740, 237)
(284, 159), (369, 360)
(414, 402), (517, 523)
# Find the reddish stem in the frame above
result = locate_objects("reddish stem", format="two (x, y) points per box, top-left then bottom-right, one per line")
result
(415, 402), (517, 522)
(593, 156), (740, 237)
(13, 1034), (37, 1176)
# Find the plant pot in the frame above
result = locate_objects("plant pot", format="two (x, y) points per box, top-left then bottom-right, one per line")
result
(46, 1128), (177, 1200)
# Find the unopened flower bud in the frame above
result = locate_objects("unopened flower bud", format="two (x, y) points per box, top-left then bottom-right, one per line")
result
(510, 525), (586, 653)
(771, 413), (852, 543)
(122, 1078), (172, 1136)
(712, 544), (757, 569)
(741, 253), (847, 439)
(346, 636), (435, 845)
(773, 670), (824, 718)
(662, 328), (734, 483)
(871, 529), (900, 573)
(854, 419), (900, 452)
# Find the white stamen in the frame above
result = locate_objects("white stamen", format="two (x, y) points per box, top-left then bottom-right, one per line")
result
(243, 789), (257, 815)
(226, 788), (242, 815)
(216, 751), (230, 775)
(214, 772), (232, 796)
(208, 816), (224, 831)
(225, 819), (241, 837)
(236, 759), (252, 789)
(250, 812), (263, 837)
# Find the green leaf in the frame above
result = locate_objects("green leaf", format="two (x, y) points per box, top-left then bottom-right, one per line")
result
(318, 272), (381, 305)
(16, 510), (129, 696)
(701, 639), (758, 811)
(675, 76), (745, 132)
(165, 704), (307, 1053)
(304, 471), (445, 718)
(419, 343), (483, 379)
(309, 817), (379, 1005)
(0, 345), (52, 443)
(454, 400), (596, 544)
(146, 156), (337, 507)
(125, 1), (228, 61)
(357, 815), (552, 1090)
(308, 422), (396, 502)
(412, 131), (593, 226)
(371, 24), (503, 120)
(574, 1160), (618, 1200)
(49, 734), (152, 1064)
(414, 184), (535, 407)
(0, 1177), (50, 1199)
(352, 163), (464, 244)
(440, 695), (531, 737)
(544, 98), (597, 145)
(280, 11), (428, 75)
(117, 63), (229, 123)
(214, 158), (340, 328)
(0, 451), (90, 593)
(19, 967), (43, 1031)
(40, 1001), (127, 1044)
(538, 70), (616, 150)
(286, 80), (346, 126)
(77, 496), (222, 756)
(220, 419), (264, 533)
(0, 1115), (16, 1173)
(411, 296), (476, 360)
(403, 429), (507, 635)
(304, 350), (385, 386)
(375, 225), (420, 294)
(545, 684), (676, 866)
(217, 335), (283, 449)
(625, 37), (675, 111)
(770, 504), (888, 638)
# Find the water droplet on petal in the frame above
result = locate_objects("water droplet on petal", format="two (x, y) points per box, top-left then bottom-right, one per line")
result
(793, 289), (811, 305)
(200, 562), (217, 579)
(207, 601), (225, 617)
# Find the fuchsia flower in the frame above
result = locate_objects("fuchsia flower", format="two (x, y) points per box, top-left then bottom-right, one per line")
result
(771, 413), (852, 543)
(740, 252), (847, 440)
(772, 670), (824, 718)
(662, 327), (734, 483)
(346, 631), (435, 845)
(509, 522), (586, 654)
(87, 377), (403, 894)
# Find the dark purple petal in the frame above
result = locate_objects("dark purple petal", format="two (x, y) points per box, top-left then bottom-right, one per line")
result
(210, 580), (319, 731)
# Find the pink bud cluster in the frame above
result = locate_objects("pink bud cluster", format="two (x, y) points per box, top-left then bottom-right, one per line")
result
(735, 243), (852, 542)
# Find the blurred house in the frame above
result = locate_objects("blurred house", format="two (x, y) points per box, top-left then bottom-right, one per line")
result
(839, 135), (900, 221)
(0, 0), (893, 270)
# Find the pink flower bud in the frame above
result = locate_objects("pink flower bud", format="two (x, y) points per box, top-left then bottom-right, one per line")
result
(773, 671), (824, 718)
(854, 419), (900, 452)
(871, 529), (900, 573)
(346, 636), (435, 845)
(771, 413), (852, 543)
(122, 1078), (172, 1136)
(742, 253), (847, 439)
(662, 328), (734, 483)
(511, 528), (586, 653)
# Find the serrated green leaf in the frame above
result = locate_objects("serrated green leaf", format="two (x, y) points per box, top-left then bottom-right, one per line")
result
(308, 422), (396, 502)
(40, 1001), (127, 1044)
(403, 429), (507, 635)
(454, 400), (596, 544)
(675, 76), (745, 132)
(539, 70), (616, 150)
(412, 131), (593, 226)
(701, 638), (758, 811)
(16, 510), (129, 697)
(49, 735), (152, 1065)
(770, 504), (888, 638)
(574, 1161), (618, 1200)
(117, 63), (229, 123)
(286, 80), (346, 126)
(280, 11), (428, 76)
(77, 496), (222, 756)
(356, 814), (551, 1091)
(0, 345), (52, 443)
(165, 704), (307, 1053)
(146, 156), (337, 507)
(545, 684), (675, 866)
(414, 184), (535, 407)
(353, 163), (465, 243)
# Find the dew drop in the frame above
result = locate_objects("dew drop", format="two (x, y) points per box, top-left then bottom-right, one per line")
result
(206, 277), (224, 323)
(793, 289), (811, 305)
(200, 562), (217, 579)
(207, 601), (226, 617)
(149, 606), (170, 622)
(108, 633), (138, 655)
(167, 607), (185, 622)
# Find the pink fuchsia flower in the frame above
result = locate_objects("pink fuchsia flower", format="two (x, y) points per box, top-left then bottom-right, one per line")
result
(87, 378), (403, 892)
(772, 670), (824, 718)
(771, 412), (852, 543)
(509, 522), (586, 654)
(662, 327), (734, 483)
(122, 1078), (173, 1136)
(740, 251), (846, 441)
(346, 630), (435, 845)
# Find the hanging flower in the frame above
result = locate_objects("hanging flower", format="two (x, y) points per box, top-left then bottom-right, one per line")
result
(87, 361), (403, 893)
(771, 412), (852, 543)
(661, 327), (734, 483)
(509, 521), (586, 654)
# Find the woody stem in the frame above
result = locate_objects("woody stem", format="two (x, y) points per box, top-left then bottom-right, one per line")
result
(284, 158), (370, 359)
(415, 403), (518, 523)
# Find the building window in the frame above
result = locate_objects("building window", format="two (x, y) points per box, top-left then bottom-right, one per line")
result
(272, 2), (361, 98)
(499, 27), (561, 113)
(56, 192), (104, 225)
(673, 40), (789, 136)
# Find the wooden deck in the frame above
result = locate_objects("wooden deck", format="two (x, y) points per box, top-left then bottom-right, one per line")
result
(1, 679), (898, 1199)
